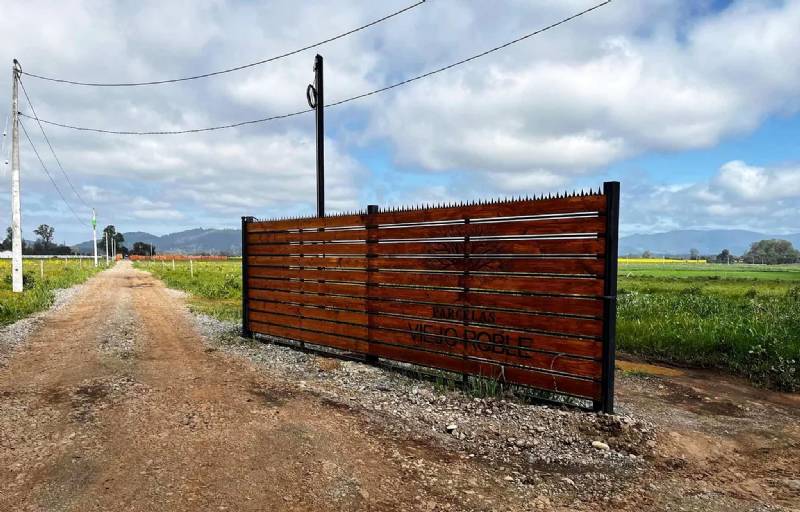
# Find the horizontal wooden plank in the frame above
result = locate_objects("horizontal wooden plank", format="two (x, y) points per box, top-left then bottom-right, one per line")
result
(247, 214), (366, 232)
(247, 285), (603, 317)
(246, 217), (605, 245)
(378, 216), (605, 240)
(247, 255), (605, 276)
(249, 288), (367, 311)
(248, 320), (599, 399)
(248, 228), (368, 244)
(248, 238), (603, 257)
(249, 267), (369, 282)
(248, 266), (603, 296)
(373, 195), (606, 225)
(249, 320), (368, 353)
(250, 300), (369, 326)
(369, 301), (602, 338)
(249, 310), (368, 339)
(248, 297), (602, 352)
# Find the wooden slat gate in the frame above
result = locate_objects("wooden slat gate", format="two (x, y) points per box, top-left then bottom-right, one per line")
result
(242, 182), (619, 412)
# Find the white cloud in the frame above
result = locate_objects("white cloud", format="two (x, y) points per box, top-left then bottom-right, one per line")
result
(713, 160), (800, 201)
(622, 160), (800, 235)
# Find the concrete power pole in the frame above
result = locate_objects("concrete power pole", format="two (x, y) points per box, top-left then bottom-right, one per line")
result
(92, 208), (98, 267)
(105, 232), (109, 266)
(10, 59), (22, 293)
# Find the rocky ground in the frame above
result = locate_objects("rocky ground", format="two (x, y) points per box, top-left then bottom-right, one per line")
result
(0, 261), (797, 511)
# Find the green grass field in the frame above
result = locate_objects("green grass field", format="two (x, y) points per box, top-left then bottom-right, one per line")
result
(618, 263), (800, 391)
(136, 260), (800, 392)
(0, 259), (108, 326)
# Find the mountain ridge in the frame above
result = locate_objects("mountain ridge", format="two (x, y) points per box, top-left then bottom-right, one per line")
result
(73, 228), (241, 255)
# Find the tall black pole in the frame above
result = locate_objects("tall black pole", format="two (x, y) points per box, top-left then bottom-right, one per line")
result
(313, 54), (324, 218)
(597, 181), (619, 414)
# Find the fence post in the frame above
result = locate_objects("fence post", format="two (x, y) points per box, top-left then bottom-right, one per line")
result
(596, 181), (619, 414)
(241, 216), (253, 339)
(365, 205), (379, 364)
(462, 217), (471, 386)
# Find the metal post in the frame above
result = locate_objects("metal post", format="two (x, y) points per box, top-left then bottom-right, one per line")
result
(596, 181), (619, 414)
(365, 205), (379, 364)
(307, 54), (324, 217)
(92, 209), (98, 267)
(241, 216), (253, 338)
(10, 59), (22, 292)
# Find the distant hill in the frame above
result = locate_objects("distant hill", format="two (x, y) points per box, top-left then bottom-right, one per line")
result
(620, 229), (800, 257)
(73, 228), (241, 255)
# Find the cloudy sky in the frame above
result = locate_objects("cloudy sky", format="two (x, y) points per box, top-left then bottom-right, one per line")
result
(1, 0), (798, 244)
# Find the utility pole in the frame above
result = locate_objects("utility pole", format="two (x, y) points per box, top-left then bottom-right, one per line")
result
(307, 54), (324, 217)
(92, 208), (98, 267)
(10, 59), (22, 292)
(105, 232), (109, 266)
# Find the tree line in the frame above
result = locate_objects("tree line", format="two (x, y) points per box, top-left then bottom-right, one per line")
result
(1, 223), (156, 257)
(631, 239), (800, 265)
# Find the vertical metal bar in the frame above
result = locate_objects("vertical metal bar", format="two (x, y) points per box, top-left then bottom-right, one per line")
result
(241, 216), (253, 338)
(462, 217), (470, 386)
(314, 54), (324, 218)
(365, 205), (379, 364)
(597, 181), (619, 413)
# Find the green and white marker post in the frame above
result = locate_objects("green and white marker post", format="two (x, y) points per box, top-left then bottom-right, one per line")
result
(92, 208), (98, 267)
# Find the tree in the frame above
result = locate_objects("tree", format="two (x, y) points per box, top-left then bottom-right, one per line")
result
(33, 224), (55, 248)
(0, 227), (11, 251)
(131, 241), (155, 256)
(98, 225), (125, 252)
(689, 248), (700, 260)
(642, 250), (653, 259)
(1, 226), (29, 253)
(742, 239), (800, 265)
(716, 249), (731, 264)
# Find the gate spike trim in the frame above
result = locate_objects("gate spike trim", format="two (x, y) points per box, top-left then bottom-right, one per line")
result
(247, 185), (605, 223)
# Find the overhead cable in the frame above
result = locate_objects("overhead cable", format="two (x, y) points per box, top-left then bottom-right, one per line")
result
(19, 0), (611, 135)
(19, 119), (88, 226)
(20, 1), (426, 87)
(18, 79), (92, 209)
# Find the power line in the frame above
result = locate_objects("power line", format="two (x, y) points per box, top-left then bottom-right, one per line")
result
(18, 0), (611, 136)
(18, 119), (88, 226)
(20, 1), (426, 87)
(20, 108), (313, 135)
(18, 78), (91, 209)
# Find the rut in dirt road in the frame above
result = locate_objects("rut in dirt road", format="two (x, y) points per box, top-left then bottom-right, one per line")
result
(0, 261), (541, 511)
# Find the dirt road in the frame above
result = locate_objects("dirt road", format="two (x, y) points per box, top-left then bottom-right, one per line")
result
(1, 262), (798, 511)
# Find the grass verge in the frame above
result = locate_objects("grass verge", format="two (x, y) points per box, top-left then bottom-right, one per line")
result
(0, 259), (107, 325)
